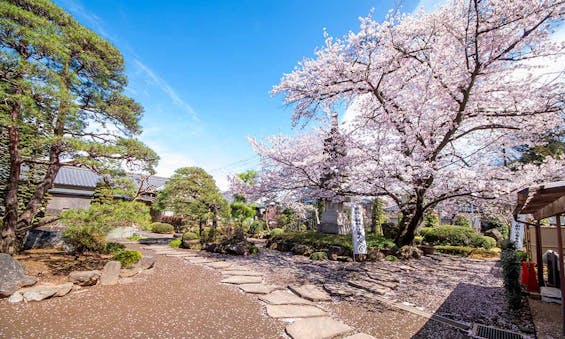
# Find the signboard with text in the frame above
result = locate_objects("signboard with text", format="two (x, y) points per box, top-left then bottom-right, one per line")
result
(351, 205), (367, 255)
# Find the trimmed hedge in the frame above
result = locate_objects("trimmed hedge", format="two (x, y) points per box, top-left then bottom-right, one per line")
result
(420, 226), (496, 249)
(182, 231), (200, 241)
(269, 228), (285, 237)
(434, 245), (499, 258)
(150, 222), (175, 234)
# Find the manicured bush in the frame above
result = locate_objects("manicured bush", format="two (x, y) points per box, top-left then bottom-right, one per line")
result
(150, 222), (175, 234)
(169, 239), (181, 248)
(474, 235), (497, 249)
(63, 225), (107, 254)
(452, 214), (471, 227)
(413, 236), (424, 245)
(385, 255), (398, 262)
(310, 251), (328, 260)
(105, 242), (125, 254)
(113, 249), (142, 268)
(182, 231), (199, 241)
(420, 225), (491, 248)
(434, 245), (499, 258)
(270, 228), (285, 237)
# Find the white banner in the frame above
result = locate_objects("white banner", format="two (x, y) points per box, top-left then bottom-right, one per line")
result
(510, 216), (525, 250)
(351, 205), (367, 255)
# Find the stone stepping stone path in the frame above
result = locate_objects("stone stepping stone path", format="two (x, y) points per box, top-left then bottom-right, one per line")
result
(259, 290), (313, 305)
(285, 317), (352, 339)
(205, 261), (233, 269)
(221, 275), (263, 285)
(288, 284), (332, 302)
(238, 284), (282, 294)
(142, 244), (376, 338)
(221, 270), (263, 276)
(266, 304), (327, 319)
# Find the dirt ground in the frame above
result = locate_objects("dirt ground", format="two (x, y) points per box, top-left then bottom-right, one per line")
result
(0, 248), (285, 339)
(529, 297), (562, 339)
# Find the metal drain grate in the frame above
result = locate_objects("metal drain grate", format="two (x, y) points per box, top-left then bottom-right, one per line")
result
(473, 324), (524, 339)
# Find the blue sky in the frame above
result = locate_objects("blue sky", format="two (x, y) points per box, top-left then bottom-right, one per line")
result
(55, 0), (430, 189)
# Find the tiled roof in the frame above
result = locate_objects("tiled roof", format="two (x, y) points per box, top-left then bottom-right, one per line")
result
(53, 167), (169, 192)
(54, 167), (100, 188)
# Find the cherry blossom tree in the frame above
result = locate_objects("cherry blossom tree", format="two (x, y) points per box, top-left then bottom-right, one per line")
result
(237, 0), (565, 246)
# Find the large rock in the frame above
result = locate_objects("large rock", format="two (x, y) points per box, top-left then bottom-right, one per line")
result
(20, 285), (58, 302)
(136, 256), (156, 270)
(68, 270), (101, 286)
(291, 244), (313, 256)
(0, 253), (37, 297)
(266, 304), (327, 318)
(100, 261), (121, 285)
(485, 229), (504, 244)
(22, 229), (63, 250)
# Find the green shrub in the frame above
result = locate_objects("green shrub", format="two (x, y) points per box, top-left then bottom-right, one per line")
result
(112, 249), (142, 268)
(61, 201), (151, 232)
(127, 234), (146, 241)
(420, 225), (487, 248)
(249, 220), (265, 235)
(474, 235), (497, 249)
(169, 239), (182, 248)
(366, 236), (396, 250)
(182, 231), (199, 241)
(434, 245), (499, 258)
(150, 222), (175, 234)
(516, 250), (528, 262)
(105, 242), (125, 254)
(310, 251), (328, 260)
(248, 245), (260, 255)
(63, 225), (107, 254)
(270, 228), (285, 237)
(385, 255), (398, 262)
(452, 214), (471, 227)
(500, 242), (522, 309)
(424, 212), (440, 228)
(382, 222), (401, 240)
(413, 236), (424, 245)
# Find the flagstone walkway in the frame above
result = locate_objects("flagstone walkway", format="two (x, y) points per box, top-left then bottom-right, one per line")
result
(146, 244), (374, 339)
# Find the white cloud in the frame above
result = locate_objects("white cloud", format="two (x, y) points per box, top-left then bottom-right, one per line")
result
(133, 59), (199, 122)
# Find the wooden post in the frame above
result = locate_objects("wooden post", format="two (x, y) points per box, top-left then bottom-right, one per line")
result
(535, 220), (544, 287)
(555, 214), (565, 336)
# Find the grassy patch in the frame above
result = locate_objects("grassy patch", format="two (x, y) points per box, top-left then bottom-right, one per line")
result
(169, 238), (181, 248)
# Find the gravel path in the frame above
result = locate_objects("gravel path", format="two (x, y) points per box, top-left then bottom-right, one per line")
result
(0, 247), (285, 339)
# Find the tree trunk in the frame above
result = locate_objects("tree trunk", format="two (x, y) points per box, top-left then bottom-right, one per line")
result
(396, 202), (425, 247)
(1, 105), (22, 254)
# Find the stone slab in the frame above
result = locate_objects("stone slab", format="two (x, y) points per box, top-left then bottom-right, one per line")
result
(238, 284), (282, 294)
(344, 333), (377, 339)
(266, 304), (327, 319)
(288, 284), (332, 302)
(185, 258), (215, 264)
(259, 290), (313, 305)
(285, 317), (352, 339)
(222, 265), (252, 271)
(205, 262), (233, 269)
(165, 253), (198, 257)
(221, 270), (263, 276)
(348, 279), (389, 296)
(541, 286), (562, 299)
(221, 275), (263, 284)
